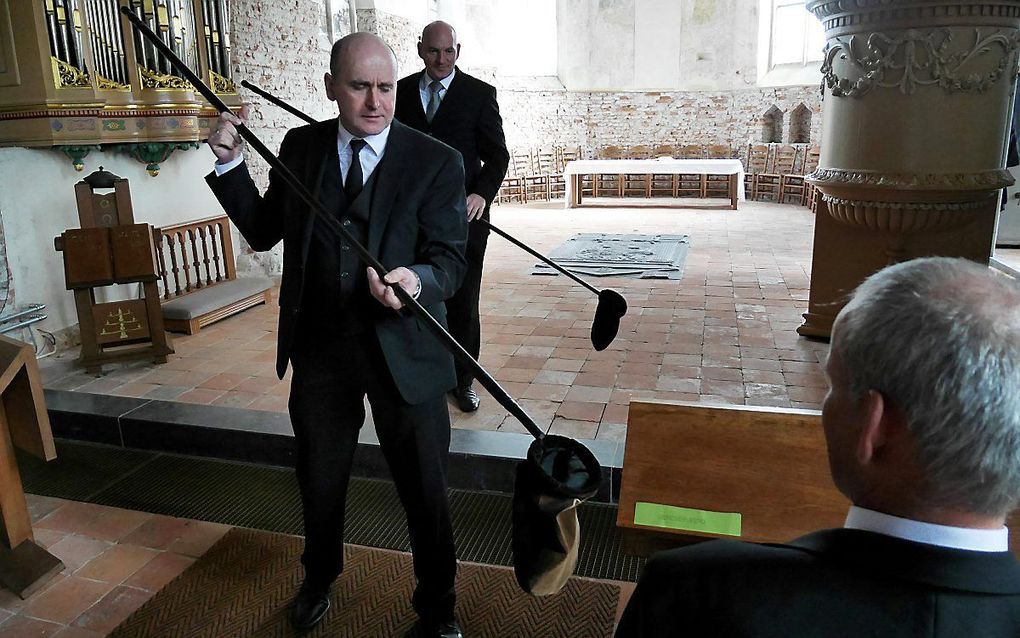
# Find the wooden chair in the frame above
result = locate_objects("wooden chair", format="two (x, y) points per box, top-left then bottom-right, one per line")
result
(524, 148), (555, 202)
(594, 145), (626, 197)
(754, 144), (798, 202)
(745, 143), (770, 200)
(780, 146), (821, 207)
(618, 399), (1020, 556)
(678, 144), (704, 159)
(703, 144), (734, 198)
(554, 146), (587, 198)
(622, 145), (652, 197)
(496, 151), (529, 204)
(650, 144), (678, 197)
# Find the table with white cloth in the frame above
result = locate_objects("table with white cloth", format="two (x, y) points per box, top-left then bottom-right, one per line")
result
(563, 158), (746, 209)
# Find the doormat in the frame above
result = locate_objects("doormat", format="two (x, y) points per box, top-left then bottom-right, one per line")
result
(109, 527), (619, 638)
(533, 233), (689, 279)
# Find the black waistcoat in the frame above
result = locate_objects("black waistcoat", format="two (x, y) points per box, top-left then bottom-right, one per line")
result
(296, 158), (381, 341)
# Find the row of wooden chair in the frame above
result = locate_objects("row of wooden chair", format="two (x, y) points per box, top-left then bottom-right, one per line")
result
(494, 143), (821, 206)
(497, 147), (582, 204)
(745, 143), (820, 206)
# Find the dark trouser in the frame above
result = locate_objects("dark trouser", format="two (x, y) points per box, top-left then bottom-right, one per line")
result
(288, 332), (457, 622)
(447, 215), (490, 387)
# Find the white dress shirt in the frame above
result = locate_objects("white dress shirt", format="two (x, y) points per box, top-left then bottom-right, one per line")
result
(418, 68), (455, 114)
(213, 117), (390, 185)
(844, 505), (1009, 552)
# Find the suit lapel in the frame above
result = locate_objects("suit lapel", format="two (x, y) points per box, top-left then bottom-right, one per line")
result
(367, 121), (409, 256)
(301, 119), (341, 264)
(400, 71), (429, 129)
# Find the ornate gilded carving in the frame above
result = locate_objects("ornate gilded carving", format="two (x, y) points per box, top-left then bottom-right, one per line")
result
(51, 57), (91, 89)
(96, 75), (130, 91)
(138, 65), (194, 91)
(209, 70), (237, 94)
(808, 167), (1014, 190)
(820, 27), (1020, 97)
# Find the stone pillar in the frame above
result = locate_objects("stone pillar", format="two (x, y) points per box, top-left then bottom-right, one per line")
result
(799, 0), (1020, 339)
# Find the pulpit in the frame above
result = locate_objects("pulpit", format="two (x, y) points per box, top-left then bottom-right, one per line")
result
(54, 168), (173, 373)
(0, 334), (62, 598)
(799, 0), (1020, 338)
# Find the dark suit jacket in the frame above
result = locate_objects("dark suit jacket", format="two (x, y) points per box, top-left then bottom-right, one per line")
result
(206, 118), (467, 405)
(616, 529), (1020, 637)
(395, 67), (509, 204)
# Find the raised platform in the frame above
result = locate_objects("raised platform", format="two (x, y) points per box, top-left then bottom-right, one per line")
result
(43, 389), (624, 503)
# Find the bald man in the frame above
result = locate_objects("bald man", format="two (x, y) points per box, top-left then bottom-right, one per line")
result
(396, 21), (509, 413)
(206, 33), (468, 637)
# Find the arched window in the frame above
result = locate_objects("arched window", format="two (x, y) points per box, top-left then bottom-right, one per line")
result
(789, 103), (811, 143)
(762, 106), (784, 144)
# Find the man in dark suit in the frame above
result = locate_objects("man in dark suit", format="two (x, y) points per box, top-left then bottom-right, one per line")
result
(206, 32), (467, 638)
(617, 257), (1020, 637)
(395, 20), (509, 413)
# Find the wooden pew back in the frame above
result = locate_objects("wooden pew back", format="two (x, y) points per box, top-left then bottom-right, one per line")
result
(619, 400), (1020, 555)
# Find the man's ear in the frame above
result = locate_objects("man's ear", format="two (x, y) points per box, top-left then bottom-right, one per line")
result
(455, 43), (462, 60)
(856, 389), (888, 465)
(417, 41), (427, 60)
(324, 72), (336, 101)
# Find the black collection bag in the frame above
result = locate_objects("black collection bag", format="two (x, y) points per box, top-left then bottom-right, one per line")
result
(512, 435), (603, 595)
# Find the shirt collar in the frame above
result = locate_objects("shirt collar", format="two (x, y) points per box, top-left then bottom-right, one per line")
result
(336, 118), (390, 157)
(845, 505), (1009, 552)
(419, 67), (456, 92)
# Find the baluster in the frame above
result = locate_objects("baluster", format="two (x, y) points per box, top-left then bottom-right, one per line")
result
(166, 232), (182, 296)
(154, 230), (170, 299)
(188, 228), (203, 289)
(199, 224), (212, 285)
(180, 229), (194, 291)
(211, 221), (224, 281)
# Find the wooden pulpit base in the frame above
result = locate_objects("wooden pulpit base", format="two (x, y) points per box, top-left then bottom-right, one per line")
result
(0, 334), (63, 598)
(0, 540), (63, 598)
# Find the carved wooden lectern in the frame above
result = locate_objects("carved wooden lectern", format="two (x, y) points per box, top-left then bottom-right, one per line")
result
(0, 334), (62, 598)
(54, 168), (173, 373)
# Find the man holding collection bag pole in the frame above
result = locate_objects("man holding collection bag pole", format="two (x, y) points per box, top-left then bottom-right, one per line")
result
(205, 32), (467, 637)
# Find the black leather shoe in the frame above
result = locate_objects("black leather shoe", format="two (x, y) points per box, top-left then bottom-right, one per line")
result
(451, 384), (480, 412)
(421, 617), (464, 638)
(289, 579), (331, 631)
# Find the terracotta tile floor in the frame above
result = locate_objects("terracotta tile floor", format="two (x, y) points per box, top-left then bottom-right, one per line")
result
(0, 494), (231, 637)
(39, 199), (833, 440)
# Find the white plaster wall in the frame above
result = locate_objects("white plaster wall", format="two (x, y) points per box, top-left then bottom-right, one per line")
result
(557, 0), (771, 91)
(0, 147), (230, 337)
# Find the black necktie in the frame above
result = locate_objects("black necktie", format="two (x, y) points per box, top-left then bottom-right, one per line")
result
(345, 139), (366, 202)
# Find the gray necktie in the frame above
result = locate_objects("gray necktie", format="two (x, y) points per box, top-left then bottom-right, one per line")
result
(425, 79), (443, 124)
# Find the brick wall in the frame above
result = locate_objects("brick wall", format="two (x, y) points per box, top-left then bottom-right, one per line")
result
(496, 83), (823, 158)
(357, 9), (423, 79)
(229, 0), (348, 273)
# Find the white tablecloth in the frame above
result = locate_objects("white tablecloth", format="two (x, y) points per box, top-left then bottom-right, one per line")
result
(563, 158), (746, 207)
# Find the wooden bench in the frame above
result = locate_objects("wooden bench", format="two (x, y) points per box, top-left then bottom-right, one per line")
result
(618, 399), (1020, 556)
(152, 215), (273, 335)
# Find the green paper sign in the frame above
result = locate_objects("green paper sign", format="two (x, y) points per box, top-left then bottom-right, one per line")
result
(634, 502), (742, 536)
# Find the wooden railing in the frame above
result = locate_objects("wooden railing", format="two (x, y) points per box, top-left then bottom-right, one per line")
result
(153, 215), (235, 302)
